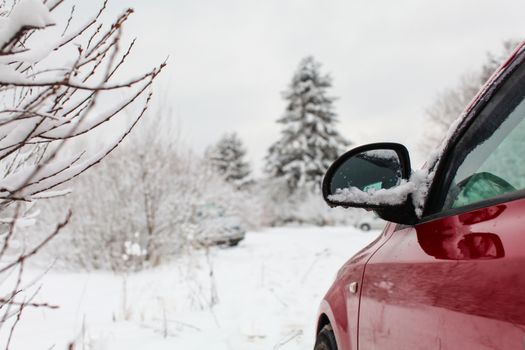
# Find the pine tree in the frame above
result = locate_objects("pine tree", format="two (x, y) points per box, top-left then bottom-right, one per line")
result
(265, 56), (349, 193)
(206, 132), (252, 189)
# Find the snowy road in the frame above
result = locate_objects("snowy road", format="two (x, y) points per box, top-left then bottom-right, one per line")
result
(8, 226), (380, 349)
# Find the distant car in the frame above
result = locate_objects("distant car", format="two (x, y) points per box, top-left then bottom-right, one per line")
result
(197, 216), (245, 247)
(354, 213), (385, 231)
(194, 204), (246, 247)
(314, 41), (525, 350)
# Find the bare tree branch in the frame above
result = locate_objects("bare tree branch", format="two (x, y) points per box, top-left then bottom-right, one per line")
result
(0, 0), (165, 343)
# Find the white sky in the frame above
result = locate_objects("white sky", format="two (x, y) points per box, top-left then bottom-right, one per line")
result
(81, 0), (524, 173)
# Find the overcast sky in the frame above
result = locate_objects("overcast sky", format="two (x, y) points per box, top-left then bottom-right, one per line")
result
(82, 0), (524, 172)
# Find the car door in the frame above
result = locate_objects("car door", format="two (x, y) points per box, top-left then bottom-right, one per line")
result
(357, 50), (525, 349)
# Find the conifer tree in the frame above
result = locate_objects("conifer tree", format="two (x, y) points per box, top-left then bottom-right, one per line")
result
(265, 56), (348, 193)
(207, 132), (252, 189)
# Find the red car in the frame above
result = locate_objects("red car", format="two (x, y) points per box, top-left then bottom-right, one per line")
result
(314, 41), (525, 350)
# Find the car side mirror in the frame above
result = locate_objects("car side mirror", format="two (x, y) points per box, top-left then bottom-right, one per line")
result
(322, 143), (418, 225)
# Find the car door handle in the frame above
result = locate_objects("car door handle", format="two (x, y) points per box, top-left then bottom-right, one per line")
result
(348, 281), (358, 294)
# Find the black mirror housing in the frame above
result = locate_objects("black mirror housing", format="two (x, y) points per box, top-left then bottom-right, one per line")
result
(322, 142), (418, 225)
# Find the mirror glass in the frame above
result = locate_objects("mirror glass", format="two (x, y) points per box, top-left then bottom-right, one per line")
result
(328, 149), (403, 195)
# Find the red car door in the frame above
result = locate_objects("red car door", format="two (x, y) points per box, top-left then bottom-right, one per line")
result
(358, 49), (525, 349)
(358, 202), (525, 349)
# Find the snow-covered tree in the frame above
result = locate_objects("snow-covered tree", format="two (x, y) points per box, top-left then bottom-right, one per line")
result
(36, 111), (262, 271)
(39, 138), (193, 271)
(419, 40), (519, 155)
(206, 132), (252, 189)
(38, 111), (187, 271)
(0, 0), (163, 343)
(265, 56), (348, 194)
(39, 144), (262, 271)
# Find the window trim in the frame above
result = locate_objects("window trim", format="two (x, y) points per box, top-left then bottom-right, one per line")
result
(420, 47), (525, 223)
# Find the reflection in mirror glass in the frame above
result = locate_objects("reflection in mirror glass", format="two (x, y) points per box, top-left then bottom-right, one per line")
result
(329, 149), (402, 195)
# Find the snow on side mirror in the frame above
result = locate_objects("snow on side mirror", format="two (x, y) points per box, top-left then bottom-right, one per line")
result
(322, 143), (412, 210)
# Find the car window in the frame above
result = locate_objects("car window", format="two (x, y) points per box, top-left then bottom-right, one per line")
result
(439, 62), (525, 212)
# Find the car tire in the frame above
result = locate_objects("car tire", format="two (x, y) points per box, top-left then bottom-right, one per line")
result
(360, 223), (371, 231)
(228, 239), (241, 247)
(314, 325), (338, 350)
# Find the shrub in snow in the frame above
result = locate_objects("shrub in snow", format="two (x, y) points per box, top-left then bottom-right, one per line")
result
(257, 177), (298, 226)
(258, 178), (355, 226)
(36, 112), (261, 271)
(0, 0), (162, 343)
(265, 56), (349, 194)
(293, 190), (360, 226)
(121, 234), (148, 272)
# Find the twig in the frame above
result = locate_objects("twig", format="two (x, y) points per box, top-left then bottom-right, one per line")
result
(0, 210), (71, 274)
(5, 301), (23, 349)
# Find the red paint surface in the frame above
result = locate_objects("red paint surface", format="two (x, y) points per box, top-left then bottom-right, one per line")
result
(317, 223), (397, 350)
(319, 199), (525, 349)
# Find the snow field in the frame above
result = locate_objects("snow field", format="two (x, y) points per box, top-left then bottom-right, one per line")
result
(7, 226), (379, 349)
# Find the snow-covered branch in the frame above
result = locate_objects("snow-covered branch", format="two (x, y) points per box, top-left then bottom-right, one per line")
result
(0, 0), (164, 343)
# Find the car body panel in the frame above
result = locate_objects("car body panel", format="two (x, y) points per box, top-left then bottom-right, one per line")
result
(358, 198), (525, 349)
(318, 222), (397, 350)
(322, 195), (525, 350)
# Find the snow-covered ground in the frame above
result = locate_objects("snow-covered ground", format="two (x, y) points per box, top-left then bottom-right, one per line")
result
(7, 226), (379, 349)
